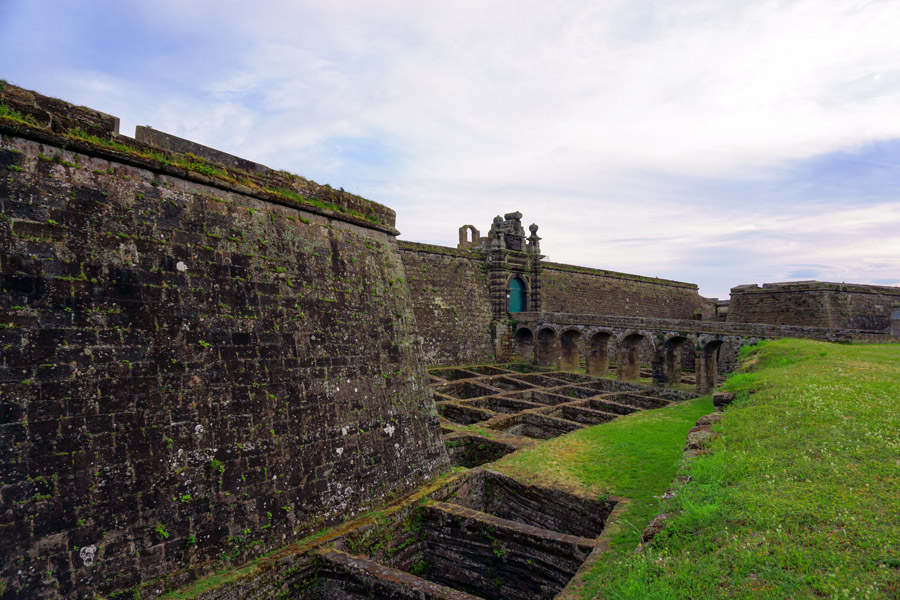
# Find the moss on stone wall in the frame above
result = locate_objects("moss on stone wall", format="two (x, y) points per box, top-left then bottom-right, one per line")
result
(0, 131), (447, 600)
(0, 82), (395, 232)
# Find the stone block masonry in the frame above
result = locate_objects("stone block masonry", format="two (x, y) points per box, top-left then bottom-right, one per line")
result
(398, 241), (494, 366)
(728, 281), (900, 331)
(0, 87), (447, 600)
(541, 262), (704, 320)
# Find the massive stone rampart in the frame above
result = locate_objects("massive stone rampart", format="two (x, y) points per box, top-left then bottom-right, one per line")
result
(728, 281), (900, 330)
(398, 241), (494, 366)
(540, 262), (704, 320)
(0, 84), (447, 600)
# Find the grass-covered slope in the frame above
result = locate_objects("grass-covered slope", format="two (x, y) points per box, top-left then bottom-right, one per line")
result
(491, 394), (715, 596)
(597, 339), (900, 599)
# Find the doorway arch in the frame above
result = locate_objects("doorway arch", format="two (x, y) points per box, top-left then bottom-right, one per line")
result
(508, 276), (526, 313)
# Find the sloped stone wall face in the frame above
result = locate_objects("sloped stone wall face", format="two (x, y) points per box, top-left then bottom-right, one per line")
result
(398, 242), (494, 366)
(541, 263), (703, 319)
(728, 284), (900, 330)
(0, 132), (447, 599)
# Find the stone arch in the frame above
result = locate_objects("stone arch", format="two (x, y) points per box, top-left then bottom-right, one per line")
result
(618, 332), (645, 382)
(508, 275), (528, 313)
(586, 330), (613, 376)
(697, 339), (724, 394)
(559, 329), (582, 371)
(458, 224), (480, 247)
(514, 327), (534, 362)
(536, 327), (559, 368)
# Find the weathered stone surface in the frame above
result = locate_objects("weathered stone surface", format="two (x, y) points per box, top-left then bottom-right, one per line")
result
(191, 553), (319, 600)
(0, 82), (120, 136)
(491, 413), (585, 440)
(541, 262), (703, 320)
(315, 548), (481, 600)
(0, 118), (447, 598)
(442, 434), (523, 468)
(135, 126), (269, 175)
(434, 469), (615, 539)
(398, 241), (494, 366)
(695, 413), (724, 427)
(641, 513), (669, 543)
(684, 413), (723, 455)
(685, 427), (716, 450)
(728, 281), (900, 331)
(713, 391), (736, 410)
(420, 501), (595, 600)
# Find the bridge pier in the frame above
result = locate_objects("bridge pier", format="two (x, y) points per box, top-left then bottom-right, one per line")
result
(560, 330), (581, 370)
(617, 334), (643, 382)
(585, 332), (611, 376)
(536, 327), (560, 368)
(696, 341), (722, 394)
(651, 336), (687, 387)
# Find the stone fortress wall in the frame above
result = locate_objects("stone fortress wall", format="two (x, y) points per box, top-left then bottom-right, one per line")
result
(1, 82), (898, 600)
(540, 262), (704, 320)
(0, 83), (447, 600)
(397, 241), (494, 366)
(728, 281), (900, 330)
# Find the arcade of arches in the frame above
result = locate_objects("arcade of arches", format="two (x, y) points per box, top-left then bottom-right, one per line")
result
(511, 324), (749, 394)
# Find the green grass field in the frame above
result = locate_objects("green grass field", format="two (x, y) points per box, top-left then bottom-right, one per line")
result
(496, 339), (900, 599)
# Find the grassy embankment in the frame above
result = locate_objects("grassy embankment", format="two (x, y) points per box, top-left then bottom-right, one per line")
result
(492, 388), (715, 595)
(496, 339), (900, 599)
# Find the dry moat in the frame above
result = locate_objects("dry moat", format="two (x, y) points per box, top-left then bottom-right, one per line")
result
(204, 364), (693, 600)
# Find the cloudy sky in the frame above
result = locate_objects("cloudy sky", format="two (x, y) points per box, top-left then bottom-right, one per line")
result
(2, 0), (899, 298)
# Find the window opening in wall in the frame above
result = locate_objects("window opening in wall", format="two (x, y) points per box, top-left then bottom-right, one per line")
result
(508, 276), (526, 313)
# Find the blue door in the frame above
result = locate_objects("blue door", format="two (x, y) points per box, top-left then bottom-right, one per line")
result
(508, 277), (526, 313)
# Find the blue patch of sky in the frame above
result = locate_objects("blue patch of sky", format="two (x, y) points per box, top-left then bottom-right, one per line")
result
(679, 244), (759, 269)
(608, 0), (662, 42)
(307, 134), (408, 191)
(784, 139), (900, 202)
(646, 138), (900, 211)
(329, 136), (399, 171)
(786, 267), (823, 280)
(0, 2), (237, 96)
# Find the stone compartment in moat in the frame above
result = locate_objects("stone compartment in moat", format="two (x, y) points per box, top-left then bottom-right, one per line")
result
(429, 364), (694, 468)
(289, 468), (615, 600)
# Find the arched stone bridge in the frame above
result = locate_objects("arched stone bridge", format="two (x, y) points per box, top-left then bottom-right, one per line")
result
(503, 312), (889, 394)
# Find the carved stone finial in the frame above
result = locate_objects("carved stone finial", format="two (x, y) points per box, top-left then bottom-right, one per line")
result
(527, 223), (541, 254)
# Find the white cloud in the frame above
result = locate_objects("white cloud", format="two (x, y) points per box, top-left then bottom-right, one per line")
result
(3, 0), (900, 298)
